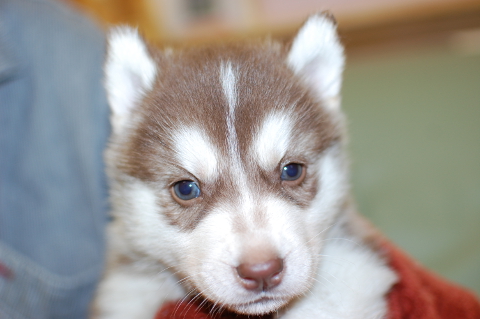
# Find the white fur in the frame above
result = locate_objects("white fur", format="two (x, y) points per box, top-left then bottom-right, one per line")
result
(220, 61), (240, 162)
(254, 112), (293, 170)
(287, 14), (345, 109)
(105, 27), (157, 133)
(112, 178), (186, 265)
(94, 268), (184, 319)
(306, 144), (350, 230)
(280, 240), (397, 319)
(173, 127), (219, 182)
(220, 61), (237, 118)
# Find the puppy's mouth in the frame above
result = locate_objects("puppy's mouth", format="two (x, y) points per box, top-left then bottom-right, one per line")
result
(227, 295), (290, 315)
(187, 297), (281, 318)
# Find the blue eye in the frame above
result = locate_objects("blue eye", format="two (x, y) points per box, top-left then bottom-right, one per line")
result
(281, 163), (303, 181)
(173, 180), (201, 201)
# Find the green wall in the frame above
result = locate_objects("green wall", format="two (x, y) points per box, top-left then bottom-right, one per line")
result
(342, 48), (480, 294)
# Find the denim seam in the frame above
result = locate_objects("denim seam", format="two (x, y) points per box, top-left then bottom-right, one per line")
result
(0, 242), (103, 289)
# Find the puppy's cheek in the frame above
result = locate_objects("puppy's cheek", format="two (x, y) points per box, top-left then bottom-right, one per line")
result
(259, 199), (320, 291)
(115, 179), (189, 265)
(182, 213), (239, 298)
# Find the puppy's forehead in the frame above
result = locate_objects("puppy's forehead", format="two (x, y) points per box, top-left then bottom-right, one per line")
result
(122, 43), (336, 182)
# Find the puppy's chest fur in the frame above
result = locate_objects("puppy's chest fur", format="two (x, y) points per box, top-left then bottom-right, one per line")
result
(94, 14), (397, 319)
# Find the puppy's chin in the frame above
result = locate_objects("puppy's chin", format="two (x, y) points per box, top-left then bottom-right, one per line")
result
(225, 296), (291, 315)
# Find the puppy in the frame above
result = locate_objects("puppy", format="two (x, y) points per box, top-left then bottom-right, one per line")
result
(93, 13), (397, 319)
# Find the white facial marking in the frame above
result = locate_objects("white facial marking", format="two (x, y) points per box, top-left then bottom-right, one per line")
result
(220, 61), (237, 116)
(173, 127), (219, 181)
(254, 112), (293, 170)
(220, 61), (240, 161)
(219, 61), (255, 216)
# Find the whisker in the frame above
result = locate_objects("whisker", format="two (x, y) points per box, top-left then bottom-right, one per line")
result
(317, 254), (357, 267)
(304, 221), (339, 246)
(320, 237), (361, 247)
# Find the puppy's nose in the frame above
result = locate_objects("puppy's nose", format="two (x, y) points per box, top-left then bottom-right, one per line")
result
(236, 258), (284, 291)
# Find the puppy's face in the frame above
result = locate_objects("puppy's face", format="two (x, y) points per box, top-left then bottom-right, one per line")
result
(105, 15), (347, 315)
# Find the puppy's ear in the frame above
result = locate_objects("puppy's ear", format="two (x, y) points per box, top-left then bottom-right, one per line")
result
(287, 13), (345, 110)
(105, 27), (157, 133)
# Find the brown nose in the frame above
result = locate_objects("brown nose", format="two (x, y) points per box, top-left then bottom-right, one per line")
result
(236, 258), (284, 291)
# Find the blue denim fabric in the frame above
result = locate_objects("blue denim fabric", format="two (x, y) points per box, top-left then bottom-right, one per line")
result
(0, 0), (110, 317)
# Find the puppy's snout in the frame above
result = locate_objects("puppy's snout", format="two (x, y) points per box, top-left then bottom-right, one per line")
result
(236, 258), (284, 291)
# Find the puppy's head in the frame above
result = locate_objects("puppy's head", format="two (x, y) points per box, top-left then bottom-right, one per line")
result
(105, 14), (348, 315)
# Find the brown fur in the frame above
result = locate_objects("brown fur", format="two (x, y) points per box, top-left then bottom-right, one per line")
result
(114, 41), (340, 231)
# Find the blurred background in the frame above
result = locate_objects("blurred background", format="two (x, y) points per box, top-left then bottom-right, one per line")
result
(65, 0), (480, 294)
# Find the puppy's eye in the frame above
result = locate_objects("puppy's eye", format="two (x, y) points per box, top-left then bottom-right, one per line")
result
(281, 163), (304, 182)
(173, 180), (201, 201)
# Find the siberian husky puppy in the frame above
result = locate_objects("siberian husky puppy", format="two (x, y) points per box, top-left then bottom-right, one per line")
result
(94, 13), (397, 319)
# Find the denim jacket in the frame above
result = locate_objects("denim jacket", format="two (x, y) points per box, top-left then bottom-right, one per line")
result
(0, 0), (109, 317)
